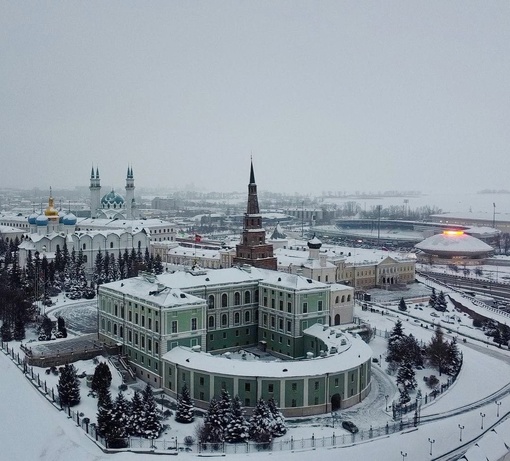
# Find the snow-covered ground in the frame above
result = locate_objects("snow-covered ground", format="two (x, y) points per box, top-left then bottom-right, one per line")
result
(2, 277), (510, 460)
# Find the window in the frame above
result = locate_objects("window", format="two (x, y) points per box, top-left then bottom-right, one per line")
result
(314, 381), (319, 390)
(271, 316), (275, 329)
(341, 296), (345, 303)
(279, 300), (283, 311)
(191, 318), (197, 331)
(347, 295), (351, 302)
(244, 311), (250, 323)
(221, 293), (228, 307)
(318, 300), (323, 311)
(287, 302), (292, 313)
(335, 296), (339, 303)
(244, 291), (251, 304)
(279, 318), (283, 331)
(287, 320), (291, 333)
(128, 311), (132, 322)
(303, 302), (308, 313)
(171, 321), (178, 333)
(148, 339), (152, 352)
(82, 243), (86, 250)
(155, 342), (159, 354)
(128, 330), (132, 342)
(334, 378), (339, 387)
(221, 314), (228, 327)
(134, 333), (138, 345)
(155, 320), (159, 333)
(234, 312), (240, 325)
(141, 336), (145, 348)
(148, 318), (152, 330)
(113, 324), (117, 335)
(234, 292), (241, 305)
(199, 377), (205, 386)
(141, 316), (145, 327)
(291, 382), (297, 391)
(245, 383), (250, 392)
(268, 384), (274, 393)
(208, 295), (215, 309)
(208, 316), (215, 328)
(271, 299), (275, 309)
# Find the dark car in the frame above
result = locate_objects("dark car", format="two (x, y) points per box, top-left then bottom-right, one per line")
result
(342, 421), (359, 433)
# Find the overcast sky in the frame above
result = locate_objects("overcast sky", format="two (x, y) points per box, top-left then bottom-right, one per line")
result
(1, 1), (509, 195)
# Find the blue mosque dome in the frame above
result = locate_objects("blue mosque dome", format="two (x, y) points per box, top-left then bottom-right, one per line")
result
(63, 212), (77, 225)
(35, 214), (48, 226)
(58, 210), (66, 223)
(28, 212), (38, 225)
(101, 189), (125, 209)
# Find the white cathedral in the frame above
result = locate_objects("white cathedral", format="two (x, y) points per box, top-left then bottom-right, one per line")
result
(17, 167), (151, 274)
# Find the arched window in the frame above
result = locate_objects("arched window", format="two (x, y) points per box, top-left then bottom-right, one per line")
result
(341, 295), (345, 303)
(244, 290), (251, 304)
(254, 290), (259, 303)
(221, 314), (228, 327)
(335, 296), (340, 303)
(221, 293), (228, 308)
(107, 321), (111, 333)
(101, 318), (105, 330)
(244, 311), (250, 323)
(234, 292), (241, 306)
(208, 295), (215, 309)
(234, 312), (240, 325)
(347, 295), (351, 302)
(208, 316), (215, 328)
(119, 326), (123, 338)
(113, 324), (117, 335)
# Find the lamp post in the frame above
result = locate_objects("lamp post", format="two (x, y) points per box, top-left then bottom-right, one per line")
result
(385, 394), (389, 411)
(401, 451), (407, 461)
(495, 401), (501, 418)
(480, 412), (486, 430)
(458, 424), (464, 442)
(428, 438), (435, 456)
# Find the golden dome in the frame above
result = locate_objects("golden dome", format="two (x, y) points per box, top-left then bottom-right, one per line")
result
(44, 193), (59, 218)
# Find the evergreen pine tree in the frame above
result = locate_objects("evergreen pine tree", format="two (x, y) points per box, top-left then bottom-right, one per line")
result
(57, 364), (81, 407)
(91, 362), (113, 396)
(435, 291), (447, 312)
(142, 383), (162, 439)
(267, 398), (287, 437)
(153, 254), (164, 275)
(13, 317), (25, 341)
(175, 384), (194, 423)
(1, 322), (12, 342)
(249, 398), (274, 444)
(396, 360), (417, 390)
(387, 320), (406, 364)
(429, 287), (437, 308)
(203, 398), (224, 443)
(129, 390), (145, 436)
(97, 389), (114, 437)
(112, 392), (130, 435)
(94, 250), (104, 286)
(427, 326), (449, 376)
(225, 395), (249, 443)
(41, 316), (53, 339)
(398, 297), (407, 311)
(218, 389), (233, 431)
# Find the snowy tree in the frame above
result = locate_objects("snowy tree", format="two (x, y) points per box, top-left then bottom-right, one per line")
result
(175, 384), (194, 423)
(396, 360), (417, 390)
(386, 320), (406, 364)
(249, 398), (274, 445)
(97, 389), (114, 437)
(112, 392), (130, 434)
(401, 334), (424, 368)
(218, 389), (233, 430)
(57, 316), (67, 338)
(267, 398), (286, 437)
(153, 255), (164, 275)
(435, 291), (447, 312)
(201, 398), (224, 444)
(129, 390), (145, 436)
(91, 362), (112, 396)
(57, 364), (81, 407)
(40, 316), (53, 339)
(225, 395), (249, 443)
(1, 322), (12, 342)
(13, 317), (25, 341)
(427, 326), (450, 376)
(428, 288), (437, 308)
(142, 383), (162, 439)
(398, 297), (407, 312)
(93, 250), (105, 286)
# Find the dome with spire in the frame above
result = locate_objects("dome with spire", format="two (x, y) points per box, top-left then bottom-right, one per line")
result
(35, 214), (49, 226)
(101, 189), (125, 209)
(63, 212), (77, 225)
(307, 235), (322, 250)
(28, 212), (38, 225)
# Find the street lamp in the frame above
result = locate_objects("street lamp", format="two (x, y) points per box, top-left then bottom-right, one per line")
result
(480, 412), (486, 430)
(495, 401), (501, 418)
(458, 424), (464, 442)
(428, 438), (435, 456)
(401, 451), (407, 461)
(385, 394), (389, 411)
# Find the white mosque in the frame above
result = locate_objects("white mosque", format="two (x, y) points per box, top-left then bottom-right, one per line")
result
(89, 165), (139, 220)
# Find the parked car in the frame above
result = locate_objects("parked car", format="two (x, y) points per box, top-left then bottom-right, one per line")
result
(342, 421), (359, 433)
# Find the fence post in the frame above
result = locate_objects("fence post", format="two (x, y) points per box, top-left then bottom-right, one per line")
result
(332, 432), (336, 445)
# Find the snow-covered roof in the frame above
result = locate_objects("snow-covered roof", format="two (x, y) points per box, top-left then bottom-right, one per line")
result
(415, 232), (493, 256)
(163, 327), (371, 378)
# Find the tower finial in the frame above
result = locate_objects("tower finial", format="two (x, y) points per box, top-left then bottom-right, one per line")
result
(249, 158), (255, 184)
